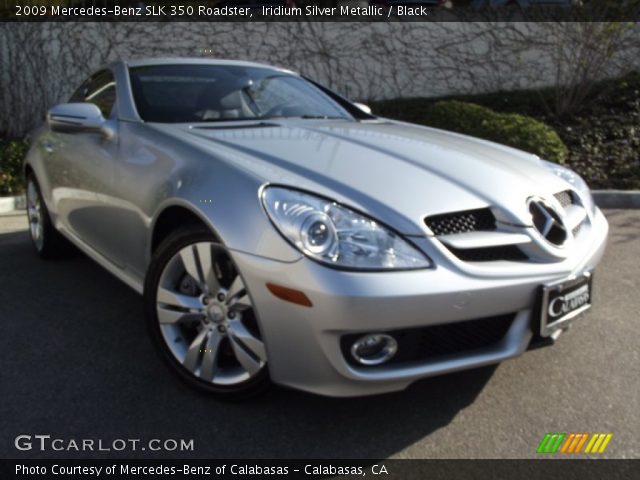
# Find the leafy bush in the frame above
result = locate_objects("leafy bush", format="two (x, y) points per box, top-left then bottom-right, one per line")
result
(371, 72), (640, 189)
(0, 139), (28, 196)
(376, 99), (568, 164)
(371, 91), (549, 126)
(550, 74), (640, 190)
(560, 116), (640, 190)
(426, 101), (568, 164)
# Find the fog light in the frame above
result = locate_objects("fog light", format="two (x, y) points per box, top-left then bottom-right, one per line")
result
(350, 334), (397, 366)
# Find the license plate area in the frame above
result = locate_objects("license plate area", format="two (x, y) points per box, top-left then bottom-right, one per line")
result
(540, 272), (593, 337)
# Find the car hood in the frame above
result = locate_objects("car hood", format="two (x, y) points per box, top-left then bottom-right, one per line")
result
(155, 119), (570, 235)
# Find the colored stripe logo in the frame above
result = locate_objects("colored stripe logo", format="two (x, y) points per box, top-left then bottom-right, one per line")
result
(537, 433), (612, 454)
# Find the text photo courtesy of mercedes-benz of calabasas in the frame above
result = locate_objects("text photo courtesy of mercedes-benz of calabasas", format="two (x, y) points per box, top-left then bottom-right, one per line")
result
(24, 58), (608, 399)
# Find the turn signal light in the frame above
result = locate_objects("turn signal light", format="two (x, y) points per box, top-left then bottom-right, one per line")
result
(266, 283), (313, 307)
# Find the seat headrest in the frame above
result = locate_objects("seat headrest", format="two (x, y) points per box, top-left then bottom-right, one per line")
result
(219, 91), (244, 110)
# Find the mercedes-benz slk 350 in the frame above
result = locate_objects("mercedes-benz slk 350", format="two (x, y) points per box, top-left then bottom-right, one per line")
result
(24, 58), (608, 397)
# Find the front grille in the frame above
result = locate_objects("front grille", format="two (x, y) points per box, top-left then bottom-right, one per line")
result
(341, 314), (515, 368)
(425, 208), (496, 236)
(554, 190), (575, 208)
(555, 189), (587, 238)
(449, 245), (528, 262)
(425, 208), (528, 262)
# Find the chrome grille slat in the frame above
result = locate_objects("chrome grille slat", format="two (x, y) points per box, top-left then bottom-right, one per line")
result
(439, 231), (532, 249)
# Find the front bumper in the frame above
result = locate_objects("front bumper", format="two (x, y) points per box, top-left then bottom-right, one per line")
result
(231, 208), (609, 397)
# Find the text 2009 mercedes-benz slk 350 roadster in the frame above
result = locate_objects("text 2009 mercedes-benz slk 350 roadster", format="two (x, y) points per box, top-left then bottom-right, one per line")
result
(24, 58), (608, 398)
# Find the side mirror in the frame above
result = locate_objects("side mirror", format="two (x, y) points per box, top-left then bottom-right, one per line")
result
(353, 102), (372, 115)
(47, 103), (107, 135)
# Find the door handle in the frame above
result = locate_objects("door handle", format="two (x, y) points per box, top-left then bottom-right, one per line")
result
(42, 142), (54, 154)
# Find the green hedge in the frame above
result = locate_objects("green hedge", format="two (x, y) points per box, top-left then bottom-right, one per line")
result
(561, 116), (640, 190)
(554, 74), (640, 190)
(0, 140), (29, 196)
(371, 72), (640, 189)
(374, 99), (568, 164)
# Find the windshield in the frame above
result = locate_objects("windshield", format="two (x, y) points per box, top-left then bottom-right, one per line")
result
(128, 64), (352, 123)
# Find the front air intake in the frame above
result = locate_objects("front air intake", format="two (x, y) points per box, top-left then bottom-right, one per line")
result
(425, 208), (496, 236)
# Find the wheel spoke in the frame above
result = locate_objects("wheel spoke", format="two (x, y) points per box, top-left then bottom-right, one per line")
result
(226, 275), (252, 312)
(199, 329), (223, 381)
(27, 205), (37, 221)
(226, 275), (245, 300)
(156, 306), (202, 325)
(228, 319), (266, 375)
(27, 181), (37, 205)
(157, 287), (203, 311)
(183, 328), (208, 373)
(229, 339), (263, 375)
(229, 293), (253, 313)
(195, 243), (220, 294)
(179, 246), (204, 287)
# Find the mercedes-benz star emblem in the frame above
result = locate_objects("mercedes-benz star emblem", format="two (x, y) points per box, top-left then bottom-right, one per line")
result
(528, 198), (568, 246)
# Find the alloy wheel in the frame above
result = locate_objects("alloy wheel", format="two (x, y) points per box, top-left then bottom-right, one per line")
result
(155, 242), (266, 386)
(26, 179), (44, 251)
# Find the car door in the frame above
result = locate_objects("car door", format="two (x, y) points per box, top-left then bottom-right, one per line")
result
(49, 69), (124, 267)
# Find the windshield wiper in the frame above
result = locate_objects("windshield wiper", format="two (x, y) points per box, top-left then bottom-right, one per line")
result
(263, 115), (348, 120)
(300, 115), (347, 119)
(196, 118), (260, 123)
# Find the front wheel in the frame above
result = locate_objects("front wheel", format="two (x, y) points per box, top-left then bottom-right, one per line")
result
(144, 227), (270, 399)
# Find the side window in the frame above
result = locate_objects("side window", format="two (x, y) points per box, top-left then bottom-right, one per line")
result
(68, 69), (117, 118)
(69, 81), (90, 103)
(87, 85), (116, 118)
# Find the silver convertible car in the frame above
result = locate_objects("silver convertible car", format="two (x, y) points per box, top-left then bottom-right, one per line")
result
(25, 58), (608, 398)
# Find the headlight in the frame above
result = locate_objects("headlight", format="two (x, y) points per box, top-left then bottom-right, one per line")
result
(542, 161), (596, 214)
(261, 187), (431, 270)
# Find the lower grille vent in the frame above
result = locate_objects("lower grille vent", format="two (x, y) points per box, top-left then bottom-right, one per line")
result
(342, 314), (515, 367)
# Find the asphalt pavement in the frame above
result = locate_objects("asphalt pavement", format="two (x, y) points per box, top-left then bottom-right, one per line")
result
(0, 209), (638, 459)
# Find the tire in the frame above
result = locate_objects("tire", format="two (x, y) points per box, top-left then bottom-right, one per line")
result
(26, 174), (74, 259)
(144, 226), (270, 400)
